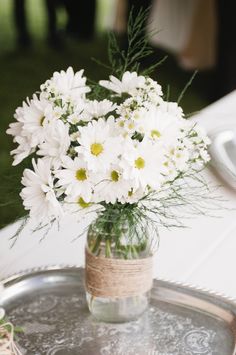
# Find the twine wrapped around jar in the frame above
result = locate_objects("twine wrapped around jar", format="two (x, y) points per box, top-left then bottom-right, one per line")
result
(85, 248), (153, 298)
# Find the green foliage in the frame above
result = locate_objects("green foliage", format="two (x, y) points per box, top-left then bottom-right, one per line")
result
(85, 10), (219, 260)
(178, 70), (198, 105)
(87, 202), (159, 259)
(106, 7), (167, 78)
(0, 3), (207, 229)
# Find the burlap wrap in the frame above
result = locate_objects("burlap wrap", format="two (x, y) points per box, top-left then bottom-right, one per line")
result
(85, 248), (153, 298)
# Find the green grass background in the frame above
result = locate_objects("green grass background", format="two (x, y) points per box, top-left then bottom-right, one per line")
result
(0, 0), (208, 228)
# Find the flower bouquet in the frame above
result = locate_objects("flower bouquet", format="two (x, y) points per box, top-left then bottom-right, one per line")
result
(7, 11), (212, 322)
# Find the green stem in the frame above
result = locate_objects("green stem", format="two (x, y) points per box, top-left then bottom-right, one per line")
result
(131, 245), (139, 259)
(91, 234), (102, 255)
(105, 239), (112, 258)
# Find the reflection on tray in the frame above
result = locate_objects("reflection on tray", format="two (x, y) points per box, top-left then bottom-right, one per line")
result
(1, 267), (236, 354)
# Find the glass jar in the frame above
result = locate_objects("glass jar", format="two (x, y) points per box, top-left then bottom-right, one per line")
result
(85, 214), (157, 323)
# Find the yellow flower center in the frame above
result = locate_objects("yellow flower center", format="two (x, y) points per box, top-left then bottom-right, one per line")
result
(111, 170), (119, 182)
(90, 143), (103, 156)
(75, 168), (87, 181)
(135, 157), (145, 169)
(119, 120), (125, 127)
(151, 129), (161, 138)
(128, 189), (133, 197)
(77, 197), (91, 208)
(40, 116), (45, 126)
(128, 123), (134, 130)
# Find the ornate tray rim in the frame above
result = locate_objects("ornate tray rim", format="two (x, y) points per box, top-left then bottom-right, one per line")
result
(1, 265), (236, 355)
(1, 264), (236, 306)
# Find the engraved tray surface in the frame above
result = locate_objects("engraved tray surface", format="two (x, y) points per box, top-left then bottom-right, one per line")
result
(0, 267), (236, 355)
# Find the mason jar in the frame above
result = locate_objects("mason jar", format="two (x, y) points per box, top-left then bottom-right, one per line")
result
(85, 216), (157, 323)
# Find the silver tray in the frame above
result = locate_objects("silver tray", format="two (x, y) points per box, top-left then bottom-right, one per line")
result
(0, 267), (236, 355)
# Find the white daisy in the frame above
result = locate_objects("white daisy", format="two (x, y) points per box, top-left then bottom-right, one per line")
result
(144, 77), (163, 97)
(162, 161), (178, 182)
(134, 77), (163, 105)
(7, 121), (34, 165)
(94, 165), (134, 204)
(67, 99), (86, 124)
(63, 194), (104, 223)
(82, 99), (116, 121)
(116, 96), (147, 120)
(41, 67), (90, 102)
(182, 124), (210, 166)
(99, 71), (145, 95)
(120, 186), (146, 204)
(121, 139), (165, 190)
(159, 101), (184, 120)
(55, 156), (94, 201)
(171, 147), (190, 172)
(76, 118), (123, 172)
(64, 195), (92, 212)
(6, 121), (23, 142)
(10, 135), (35, 166)
(37, 120), (71, 169)
(67, 112), (81, 125)
(15, 95), (55, 148)
(137, 105), (182, 144)
(20, 158), (63, 222)
(190, 124), (211, 146)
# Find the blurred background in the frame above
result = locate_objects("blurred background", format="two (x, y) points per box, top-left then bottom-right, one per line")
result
(0, 0), (234, 228)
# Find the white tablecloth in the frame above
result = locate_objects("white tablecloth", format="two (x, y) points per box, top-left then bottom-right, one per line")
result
(1, 91), (236, 299)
